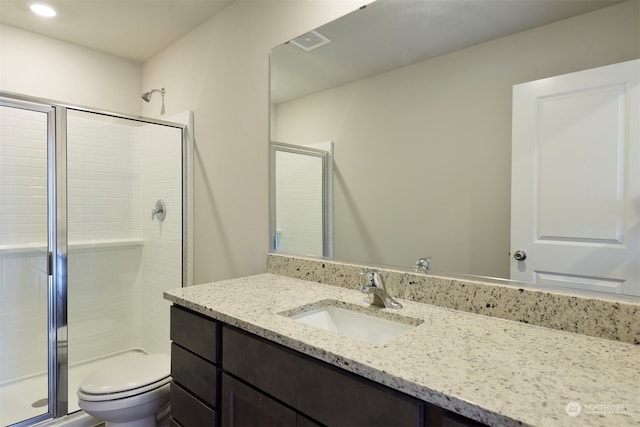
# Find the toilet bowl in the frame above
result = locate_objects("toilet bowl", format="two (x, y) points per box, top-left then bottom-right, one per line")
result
(77, 354), (171, 427)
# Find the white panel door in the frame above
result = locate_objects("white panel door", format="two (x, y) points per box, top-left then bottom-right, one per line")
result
(511, 59), (639, 296)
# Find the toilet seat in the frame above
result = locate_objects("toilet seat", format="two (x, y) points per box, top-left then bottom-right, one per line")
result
(78, 354), (171, 402)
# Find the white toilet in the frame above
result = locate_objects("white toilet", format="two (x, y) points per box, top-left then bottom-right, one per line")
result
(77, 354), (172, 427)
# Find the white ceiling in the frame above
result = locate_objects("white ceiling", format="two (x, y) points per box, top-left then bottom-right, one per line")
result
(0, 0), (624, 96)
(0, 0), (233, 62)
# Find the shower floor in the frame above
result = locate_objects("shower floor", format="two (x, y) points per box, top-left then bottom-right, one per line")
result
(0, 349), (146, 427)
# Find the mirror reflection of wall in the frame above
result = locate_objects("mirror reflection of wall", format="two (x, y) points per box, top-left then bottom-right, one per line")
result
(270, 0), (640, 295)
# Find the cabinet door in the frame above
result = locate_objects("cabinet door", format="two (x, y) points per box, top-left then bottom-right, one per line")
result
(223, 326), (424, 426)
(442, 412), (486, 427)
(221, 374), (317, 427)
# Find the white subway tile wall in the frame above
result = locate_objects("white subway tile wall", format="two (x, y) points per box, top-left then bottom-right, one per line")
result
(66, 112), (143, 366)
(137, 123), (182, 355)
(67, 113), (142, 242)
(0, 106), (182, 384)
(275, 150), (323, 257)
(0, 106), (48, 246)
(0, 106), (49, 383)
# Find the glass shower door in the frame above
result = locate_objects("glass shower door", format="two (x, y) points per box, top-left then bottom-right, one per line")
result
(65, 109), (184, 413)
(0, 93), (189, 427)
(0, 103), (52, 426)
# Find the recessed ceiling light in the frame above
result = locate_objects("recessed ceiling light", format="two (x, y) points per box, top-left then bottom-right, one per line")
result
(30, 3), (57, 18)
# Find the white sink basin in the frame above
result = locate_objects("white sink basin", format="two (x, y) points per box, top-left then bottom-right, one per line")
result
(284, 301), (421, 346)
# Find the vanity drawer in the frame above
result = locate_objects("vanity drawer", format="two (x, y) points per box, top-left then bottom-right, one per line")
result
(170, 305), (219, 363)
(222, 325), (424, 426)
(171, 343), (218, 407)
(170, 382), (216, 427)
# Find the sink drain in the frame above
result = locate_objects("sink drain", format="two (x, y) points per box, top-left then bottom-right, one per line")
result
(32, 398), (48, 408)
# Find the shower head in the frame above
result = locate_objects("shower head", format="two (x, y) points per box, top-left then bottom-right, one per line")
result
(141, 88), (165, 102)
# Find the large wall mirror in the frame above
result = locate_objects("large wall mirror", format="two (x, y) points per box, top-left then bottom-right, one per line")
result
(270, 0), (640, 299)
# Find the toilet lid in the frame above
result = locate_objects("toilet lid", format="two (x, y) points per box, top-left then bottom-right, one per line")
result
(79, 354), (170, 396)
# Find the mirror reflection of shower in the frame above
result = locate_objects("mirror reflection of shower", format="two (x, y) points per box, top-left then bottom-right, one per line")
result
(141, 87), (166, 115)
(270, 141), (333, 258)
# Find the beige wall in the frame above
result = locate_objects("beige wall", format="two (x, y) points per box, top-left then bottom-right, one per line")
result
(8, 0), (633, 283)
(1, 1), (364, 285)
(142, 0), (364, 283)
(273, 1), (640, 277)
(0, 24), (142, 114)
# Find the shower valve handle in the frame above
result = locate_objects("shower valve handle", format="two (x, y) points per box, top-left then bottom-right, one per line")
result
(152, 199), (166, 221)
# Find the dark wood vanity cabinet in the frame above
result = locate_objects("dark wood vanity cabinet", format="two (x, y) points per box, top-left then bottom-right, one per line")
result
(169, 306), (221, 426)
(170, 305), (486, 427)
(221, 373), (319, 427)
(222, 326), (428, 426)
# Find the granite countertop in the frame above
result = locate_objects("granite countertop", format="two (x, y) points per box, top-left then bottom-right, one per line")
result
(164, 273), (640, 427)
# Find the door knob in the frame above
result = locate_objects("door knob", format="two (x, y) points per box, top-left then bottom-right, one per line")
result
(513, 250), (527, 261)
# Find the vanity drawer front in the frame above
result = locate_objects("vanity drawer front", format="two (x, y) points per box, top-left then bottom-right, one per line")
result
(222, 326), (424, 426)
(171, 343), (218, 407)
(170, 305), (219, 363)
(170, 382), (216, 427)
(221, 373), (297, 426)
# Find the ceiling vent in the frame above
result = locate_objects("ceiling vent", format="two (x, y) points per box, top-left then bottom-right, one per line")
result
(289, 30), (331, 51)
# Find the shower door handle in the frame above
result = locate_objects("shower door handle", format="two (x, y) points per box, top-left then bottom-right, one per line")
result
(47, 251), (53, 276)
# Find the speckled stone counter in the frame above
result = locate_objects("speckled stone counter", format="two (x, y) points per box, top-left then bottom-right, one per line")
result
(266, 253), (640, 345)
(164, 274), (640, 427)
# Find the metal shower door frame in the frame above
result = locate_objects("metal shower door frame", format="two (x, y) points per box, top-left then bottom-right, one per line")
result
(1, 90), (190, 427)
(0, 96), (63, 426)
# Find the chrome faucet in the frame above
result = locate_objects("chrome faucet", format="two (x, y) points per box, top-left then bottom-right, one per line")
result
(414, 257), (431, 273)
(360, 269), (402, 309)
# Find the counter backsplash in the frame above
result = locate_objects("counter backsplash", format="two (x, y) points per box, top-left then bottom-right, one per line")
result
(266, 253), (639, 345)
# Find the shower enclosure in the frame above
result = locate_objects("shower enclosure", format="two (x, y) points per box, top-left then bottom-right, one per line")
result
(0, 92), (192, 427)
(270, 141), (333, 258)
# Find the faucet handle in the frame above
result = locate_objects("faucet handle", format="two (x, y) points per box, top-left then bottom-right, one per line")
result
(359, 269), (401, 309)
(360, 269), (385, 288)
(414, 257), (431, 273)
